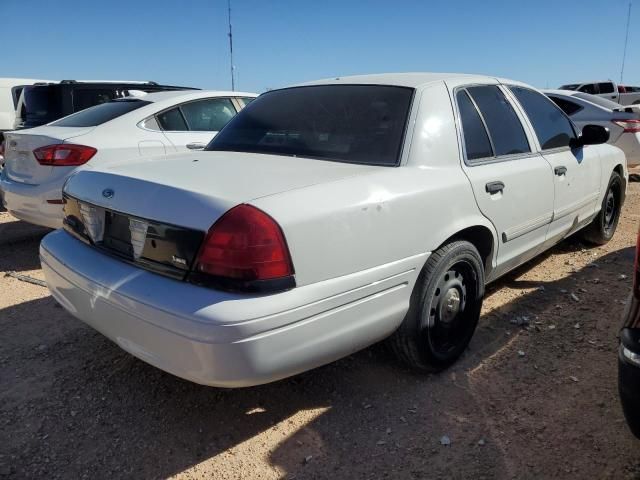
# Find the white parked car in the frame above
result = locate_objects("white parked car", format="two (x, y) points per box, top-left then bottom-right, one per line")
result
(544, 89), (640, 167)
(559, 80), (640, 106)
(1, 90), (256, 228)
(40, 73), (627, 388)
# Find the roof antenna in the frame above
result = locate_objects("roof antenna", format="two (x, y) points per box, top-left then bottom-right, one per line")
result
(227, 0), (235, 91)
(620, 0), (633, 84)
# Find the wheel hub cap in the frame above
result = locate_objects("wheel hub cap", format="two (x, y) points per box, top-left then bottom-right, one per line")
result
(440, 288), (461, 323)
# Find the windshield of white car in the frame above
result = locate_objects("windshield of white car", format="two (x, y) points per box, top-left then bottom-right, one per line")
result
(206, 85), (414, 166)
(573, 93), (624, 111)
(559, 84), (580, 91)
(50, 99), (151, 127)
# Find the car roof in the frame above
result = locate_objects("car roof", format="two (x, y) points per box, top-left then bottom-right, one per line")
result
(137, 90), (257, 105)
(559, 81), (614, 85)
(0, 78), (55, 87)
(292, 72), (529, 89)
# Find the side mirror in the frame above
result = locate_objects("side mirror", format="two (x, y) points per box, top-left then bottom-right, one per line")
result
(571, 124), (610, 148)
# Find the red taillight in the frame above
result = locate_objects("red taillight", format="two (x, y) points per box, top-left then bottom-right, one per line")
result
(194, 205), (294, 286)
(612, 119), (640, 133)
(33, 144), (97, 166)
(634, 231), (640, 299)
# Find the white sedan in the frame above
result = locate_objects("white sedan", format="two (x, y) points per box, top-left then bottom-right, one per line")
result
(40, 73), (627, 387)
(544, 89), (640, 167)
(0, 90), (256, 228)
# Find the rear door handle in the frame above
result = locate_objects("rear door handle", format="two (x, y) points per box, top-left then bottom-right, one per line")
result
(555, 166), (567, 176)
(485, 181), (505, 194)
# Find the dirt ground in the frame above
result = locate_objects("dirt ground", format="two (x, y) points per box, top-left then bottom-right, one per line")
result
(1, 177), (640, 480)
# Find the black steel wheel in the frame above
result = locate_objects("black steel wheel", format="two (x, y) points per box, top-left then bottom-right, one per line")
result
(583, 171), (623, 245)
(389, 240), (485, 371)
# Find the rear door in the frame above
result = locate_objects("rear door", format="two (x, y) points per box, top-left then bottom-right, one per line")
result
(508, 86), (602, 247)
(157, 97), (240, 151)
(453, 84), (555, 279)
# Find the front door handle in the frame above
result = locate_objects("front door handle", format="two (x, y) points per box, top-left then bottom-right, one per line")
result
(555, 166), (567, 176)
(485, 181), (505, 194)
(186, 142), (206, 150)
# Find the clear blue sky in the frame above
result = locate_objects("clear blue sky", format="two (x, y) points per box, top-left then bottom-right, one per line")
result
(2, 0), (637, 93)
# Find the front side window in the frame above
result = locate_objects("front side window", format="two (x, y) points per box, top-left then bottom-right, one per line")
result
(510, 86), (576, 150)
(157, 107), (188, 131)
(548, 96), (583, 116)
(180, 98), (237, 131)
(51, 99), (150, 127)
(465, 85), (530, 156)
(207, 85), (414, 166)
(456, 90), (493, 161)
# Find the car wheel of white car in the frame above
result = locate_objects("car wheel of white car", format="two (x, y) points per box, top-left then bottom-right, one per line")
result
(389, 240), (485, 372)
(582, 171), (623, 245)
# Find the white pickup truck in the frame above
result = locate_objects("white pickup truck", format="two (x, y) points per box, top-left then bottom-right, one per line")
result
(559, 81), (640, 106)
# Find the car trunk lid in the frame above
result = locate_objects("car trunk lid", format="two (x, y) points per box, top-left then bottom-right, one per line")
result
(4, 126), (95, 185)
(63, 151), (379, 232)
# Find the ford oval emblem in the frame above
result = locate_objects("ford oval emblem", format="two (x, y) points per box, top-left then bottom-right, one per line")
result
(102, 188), (114, 199)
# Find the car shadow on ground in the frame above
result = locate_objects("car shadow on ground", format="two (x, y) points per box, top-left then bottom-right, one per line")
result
(0, 227), (49, 272)
(0, 242), (637, 479)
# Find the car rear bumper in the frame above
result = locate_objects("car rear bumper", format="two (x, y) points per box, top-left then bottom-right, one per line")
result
(0, 172), (64, 229)
(40, 230), (423, 387)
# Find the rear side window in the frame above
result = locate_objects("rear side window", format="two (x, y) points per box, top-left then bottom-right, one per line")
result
(180, 98), (237, 131)
(456, 90), (493, 160)
(510, 86), (576, 150)
(466, 86), (530, 156)
(548, 96), (583, 116)
(578, 83), (598, 94)
(23, 86), (63, 124)
(208, 85), (414, 166)
(51, 100), (151, 127)
(598, 82), (615, 94)
(157, 107), (188, 131)
(73, 89), (117, 111)
(239, 97), (256, 106)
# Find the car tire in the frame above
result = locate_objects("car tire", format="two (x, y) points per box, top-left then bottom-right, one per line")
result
(582, 171), (623, 245)
(388, 240), (485, 372)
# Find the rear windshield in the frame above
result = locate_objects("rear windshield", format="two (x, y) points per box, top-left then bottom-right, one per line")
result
(50, 99), (151, 127)
(560, 84), (580, 91)
(572, 92), (622, 111)
(207, 85), (414, 166)
(23, 86), (63, 124)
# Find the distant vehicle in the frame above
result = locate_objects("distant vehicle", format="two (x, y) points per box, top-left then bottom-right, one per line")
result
(13, 80), (199, 130)
(544, 89), (640, 167)
(1, 90), (256, 228)
(0, 78), (53, 141)
(619, 222), (640, 438)
(559, 81), (640, 106)
(40, 73), (627, 388)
